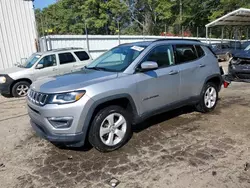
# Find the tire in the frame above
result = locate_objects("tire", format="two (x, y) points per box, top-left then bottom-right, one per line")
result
(88, 105), (132, 152)
(12, 81), (30, 97)
(195, 82), (218, 113)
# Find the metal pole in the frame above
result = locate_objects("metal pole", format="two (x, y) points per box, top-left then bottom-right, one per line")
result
(247, 27), (249, 41)
(143, 22), (145, 41)
(180, 0), (182, 31)
(221, 27), (224, 44)
(85, 22), (90, 53)
(182, 26), (184, 38)
(118, 21), (120, 45)
(209, 28), (211, 44)
(196, 27), (199, 38)
(206, 27), (208, 43)
(165, 24), (167, 38)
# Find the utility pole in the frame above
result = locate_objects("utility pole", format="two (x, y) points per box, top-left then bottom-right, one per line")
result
(179, 0), (182, 35)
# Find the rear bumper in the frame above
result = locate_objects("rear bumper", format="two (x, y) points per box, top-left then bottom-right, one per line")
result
(31, 119), (84, 144)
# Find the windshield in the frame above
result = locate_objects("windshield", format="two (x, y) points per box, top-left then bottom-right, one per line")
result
(244, 44), (250, 51)
(21, 54), (41, 68)
(86, 45), (146, 72)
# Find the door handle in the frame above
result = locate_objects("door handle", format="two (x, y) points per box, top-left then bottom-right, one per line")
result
(199, 64), (206, 68)
(53, 68), (57, 71)
(168, 70), (179, 75)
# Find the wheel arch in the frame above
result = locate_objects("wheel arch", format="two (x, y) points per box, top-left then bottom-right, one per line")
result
(10, 78), (32, 95)
(81, 94), (139, 143)
(204, 74), (223, 91)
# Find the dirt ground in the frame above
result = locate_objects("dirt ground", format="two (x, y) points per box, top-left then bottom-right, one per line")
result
(1, 62), (250, 188)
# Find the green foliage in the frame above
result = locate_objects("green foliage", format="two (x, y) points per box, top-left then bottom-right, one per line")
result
(35, 0), (250, 37)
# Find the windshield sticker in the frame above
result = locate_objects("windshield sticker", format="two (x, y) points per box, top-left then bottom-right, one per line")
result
(131, 46), (144, 52)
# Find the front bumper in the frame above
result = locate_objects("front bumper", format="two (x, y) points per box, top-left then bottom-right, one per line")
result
(27, 94), (94, 144)
(0, 75), (14, 94)
(31, 120), (84, 143)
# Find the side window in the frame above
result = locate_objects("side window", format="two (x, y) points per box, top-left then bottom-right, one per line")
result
(143, 45), (174, 68)
(195, 45), (205, 58)
(37, 54), (56, 68)
(74, 51), (90, 61)
(175, 45), (198, 63)
(59, 53), (76, 65)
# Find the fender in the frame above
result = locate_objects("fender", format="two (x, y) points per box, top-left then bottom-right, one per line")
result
(81, 93), (139, 142)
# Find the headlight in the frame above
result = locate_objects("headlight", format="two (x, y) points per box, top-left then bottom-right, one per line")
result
(0, 76), (6, 84)
(48, 91), (86, 104)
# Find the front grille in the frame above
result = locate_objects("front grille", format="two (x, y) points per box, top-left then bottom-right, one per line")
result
(27, 90), (48, 106)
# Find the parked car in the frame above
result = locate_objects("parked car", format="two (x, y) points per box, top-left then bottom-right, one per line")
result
(228, 49), (250, 80)
(27, 39), (223, 152)
(0, 48), (92, 97)
(210, 43), (240, 61)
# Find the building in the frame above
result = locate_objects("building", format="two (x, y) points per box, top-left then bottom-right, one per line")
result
(0, 0), (37, 70)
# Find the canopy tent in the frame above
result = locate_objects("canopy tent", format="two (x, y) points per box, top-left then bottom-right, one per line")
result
(205, 8), (250, 41)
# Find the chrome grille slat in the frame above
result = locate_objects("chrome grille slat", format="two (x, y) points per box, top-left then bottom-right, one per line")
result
(28, 89), (48, 106)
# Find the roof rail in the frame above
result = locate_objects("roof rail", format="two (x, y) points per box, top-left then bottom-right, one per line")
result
(52, 47), (83, 52)
(155, 38), (201, 42)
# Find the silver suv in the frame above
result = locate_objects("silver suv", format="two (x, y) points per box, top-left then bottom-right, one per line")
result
(0, 48), (92, 97)
(27, 39), (222, 152)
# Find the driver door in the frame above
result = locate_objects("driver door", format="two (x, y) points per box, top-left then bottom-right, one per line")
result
(33, 54), (59, 81)
(135, 45), (180, 115)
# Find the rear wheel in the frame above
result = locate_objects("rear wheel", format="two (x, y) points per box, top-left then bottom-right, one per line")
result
(88, 105), (132, 152)
(12, 81), (30, 97)
(195, 82), (218, 113)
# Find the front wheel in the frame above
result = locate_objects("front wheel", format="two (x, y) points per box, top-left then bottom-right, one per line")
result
(195, 82), (218, 113)
(12, 81), (30, 97)
(88, 105), (132, 152)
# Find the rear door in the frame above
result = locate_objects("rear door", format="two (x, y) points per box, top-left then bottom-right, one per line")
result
(175, 44), (206, 100)
(58, 52), (76, 75)
(73, 51), (92, 71)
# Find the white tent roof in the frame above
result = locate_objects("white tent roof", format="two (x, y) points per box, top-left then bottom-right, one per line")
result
(206, 8), (250, 28)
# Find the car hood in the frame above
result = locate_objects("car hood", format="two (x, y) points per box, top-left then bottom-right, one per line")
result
(0, 66), (26, 75)
(31, 69), (118, 93)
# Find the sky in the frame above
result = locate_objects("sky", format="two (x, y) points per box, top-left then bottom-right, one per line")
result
(34, 0), (56, 9)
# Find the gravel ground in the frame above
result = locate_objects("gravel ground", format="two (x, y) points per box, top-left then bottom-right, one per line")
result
(0, 62), (250, 188)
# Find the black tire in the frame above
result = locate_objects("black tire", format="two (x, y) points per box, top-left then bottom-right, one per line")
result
(88, 105), (132, 152)
(195, 82), (218, 113)
(12, 81), (30, 98)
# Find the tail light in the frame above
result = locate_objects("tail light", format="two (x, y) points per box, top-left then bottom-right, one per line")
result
(223, 80), (230, 88)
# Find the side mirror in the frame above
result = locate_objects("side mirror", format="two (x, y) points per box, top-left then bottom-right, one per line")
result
(139, 61), (158, 71)
(36, 64), (44, 69)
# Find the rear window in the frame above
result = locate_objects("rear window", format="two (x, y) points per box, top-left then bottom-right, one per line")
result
(175, 45), (198, 63)
(74, 51), (90, 61)
(195, 45), (205, 58)
(59, 53), (76, 64)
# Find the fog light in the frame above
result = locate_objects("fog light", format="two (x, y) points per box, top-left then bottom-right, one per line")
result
(48, 117), (73, 128)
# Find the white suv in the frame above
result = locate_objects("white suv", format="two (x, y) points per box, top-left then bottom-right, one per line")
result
(0, 48), (92, 97)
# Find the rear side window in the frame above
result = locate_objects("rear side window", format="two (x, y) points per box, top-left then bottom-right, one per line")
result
(175, 45), (198, 63)
(195, 45), (205, 58)
(59, 53), (76, 64)
(74, 51), (90, 61)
